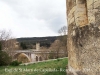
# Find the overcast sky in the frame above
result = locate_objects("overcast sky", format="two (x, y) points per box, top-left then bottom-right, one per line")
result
(0, 0), (67, 38)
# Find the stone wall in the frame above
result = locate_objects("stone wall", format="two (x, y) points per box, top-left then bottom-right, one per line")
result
(66, 0), (100, 75)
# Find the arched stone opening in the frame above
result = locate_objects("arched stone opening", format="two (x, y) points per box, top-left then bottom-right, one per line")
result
(39, 56), (42, 61)
(13, 53), (31, 63)
(36, 56), (38, 61)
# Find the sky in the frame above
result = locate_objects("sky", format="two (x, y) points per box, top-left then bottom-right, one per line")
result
(0, 0), (67, 38)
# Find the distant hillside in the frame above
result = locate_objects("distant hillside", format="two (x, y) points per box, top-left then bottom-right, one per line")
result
(17, 36), (58, 48)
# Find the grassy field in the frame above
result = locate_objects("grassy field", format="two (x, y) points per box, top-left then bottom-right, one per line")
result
(0, 58), (68, 75)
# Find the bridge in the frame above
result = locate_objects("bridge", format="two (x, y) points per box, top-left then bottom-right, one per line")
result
(5, 49), (65, 63)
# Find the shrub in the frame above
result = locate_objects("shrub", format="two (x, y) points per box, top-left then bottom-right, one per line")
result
(0, 51), (11, 66)
(57, 58), (61, 61)
(10, 60), (22, 66)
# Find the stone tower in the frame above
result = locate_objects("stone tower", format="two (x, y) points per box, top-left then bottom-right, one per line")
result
(66, 0), (100, 75)
(36, 43), (40, 50)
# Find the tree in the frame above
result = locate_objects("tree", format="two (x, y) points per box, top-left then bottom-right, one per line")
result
(3, 39), (19, 50)
(0, 30), (19, 50)
(20, 42), (27, 50)
(0, 42), (2, 50)
(0, 51), (11, 66)
(49, 40), (62, 58)
(0, 29), (19, 66)
(58, 26), (67, 36)
(58, 26), (68, 57)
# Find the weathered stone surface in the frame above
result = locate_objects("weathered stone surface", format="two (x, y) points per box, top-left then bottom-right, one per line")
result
(66, 0), (100, 75)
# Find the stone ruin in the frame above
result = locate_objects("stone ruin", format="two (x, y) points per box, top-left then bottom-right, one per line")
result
(66, 0), (100, 75)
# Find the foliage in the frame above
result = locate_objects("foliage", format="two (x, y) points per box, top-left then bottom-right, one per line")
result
(49, 51), (56, 59)
(0, 51), (11, 66)
(49, 40), (62, 58)
(17, 36), (57, 49)
(20, 42), (28, 50)
(10, 60), (22, 66)
(58, 26), (68, 57)
(58, 26), (67, 35)
(57, 58), (61, 61)
(0, 42), (2, 50)
(0, 30), (19, 66)
(0, 30), (19, 50)
(58, 35), (68, 57)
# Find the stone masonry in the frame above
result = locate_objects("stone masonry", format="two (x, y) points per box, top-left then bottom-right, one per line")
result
(66, 0), (100, 75)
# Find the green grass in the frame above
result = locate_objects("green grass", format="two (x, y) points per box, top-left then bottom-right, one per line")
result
(0, 58), (68, 75)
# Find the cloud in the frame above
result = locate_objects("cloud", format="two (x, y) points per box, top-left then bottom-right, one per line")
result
(0, 0), (67, 38)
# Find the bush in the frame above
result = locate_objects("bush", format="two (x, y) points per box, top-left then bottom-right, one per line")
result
(10, 60), (22, 66)
(57, 58), (61, 61)
(0, 51), (11, 66)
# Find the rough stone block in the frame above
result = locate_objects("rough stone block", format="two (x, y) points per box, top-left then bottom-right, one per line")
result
(66, 0), (100, 75)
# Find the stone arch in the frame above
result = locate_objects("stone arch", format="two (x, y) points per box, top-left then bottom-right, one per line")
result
(13, 53), (31, 63)
(36, 56), (38, 61)
(39, 56), (42, 61)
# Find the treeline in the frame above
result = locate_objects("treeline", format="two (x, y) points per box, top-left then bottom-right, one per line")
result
(17, 36), (58, 49)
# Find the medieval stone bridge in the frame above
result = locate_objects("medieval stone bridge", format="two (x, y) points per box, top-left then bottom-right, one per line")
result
(2, 43), (65, 63)
(8, 50), (65, 63)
